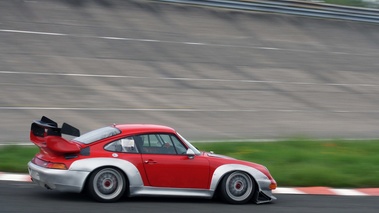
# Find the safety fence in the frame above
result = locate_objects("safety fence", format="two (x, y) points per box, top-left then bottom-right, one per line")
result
(153, 0), (379, 24)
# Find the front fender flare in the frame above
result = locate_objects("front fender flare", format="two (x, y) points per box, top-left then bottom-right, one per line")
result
(209, 164), (270, 192)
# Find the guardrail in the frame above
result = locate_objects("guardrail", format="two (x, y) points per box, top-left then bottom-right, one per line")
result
(153, 0), (379, 24)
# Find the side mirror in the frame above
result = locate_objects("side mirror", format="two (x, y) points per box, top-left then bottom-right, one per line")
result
(186, 149), (195, 159)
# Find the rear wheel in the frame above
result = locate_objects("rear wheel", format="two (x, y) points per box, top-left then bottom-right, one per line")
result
(220, 171), (255, 204)
(87, 167), (126, 202)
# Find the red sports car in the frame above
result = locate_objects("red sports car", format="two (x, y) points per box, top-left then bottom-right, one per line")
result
(28, 116), (277, 204)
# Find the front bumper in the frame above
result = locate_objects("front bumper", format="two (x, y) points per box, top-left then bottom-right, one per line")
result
(28, 161), (90, 193)
(255, 179), (277, 204)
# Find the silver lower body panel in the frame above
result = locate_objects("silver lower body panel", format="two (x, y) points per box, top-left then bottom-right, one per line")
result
(130, 186), (214, 198)
(28, 161), (89, 193)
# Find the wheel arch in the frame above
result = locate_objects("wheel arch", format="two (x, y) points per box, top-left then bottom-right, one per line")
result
(84, 165), (130, 195)
(210, 164), (270, 196)
(215, 170), (258, 192)
(69, 158), (144, 192)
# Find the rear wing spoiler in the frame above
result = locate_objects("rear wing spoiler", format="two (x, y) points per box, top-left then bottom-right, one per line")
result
(30, 116), (81, 154)
(31, 116), (80, 138)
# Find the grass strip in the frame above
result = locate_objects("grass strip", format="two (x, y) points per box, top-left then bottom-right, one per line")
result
(1, 139), (378, 187)
(0, 145), (38, 173)
(193, 139), (379, 188)
(323, 0), (368, 7)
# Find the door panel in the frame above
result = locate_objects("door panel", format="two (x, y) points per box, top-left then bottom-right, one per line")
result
(142, 154), (210, 189)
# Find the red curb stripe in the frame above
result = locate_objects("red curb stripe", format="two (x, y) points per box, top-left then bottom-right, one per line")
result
(25, 176), (32, 182)
(1, 172), (379, 196)
(357, 188), (379, 196)
(295, 187), (336, 195)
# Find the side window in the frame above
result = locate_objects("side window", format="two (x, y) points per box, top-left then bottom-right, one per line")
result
(137, 133), (187, 155)
(104, 137), (138, 153)
(170, 135), (188, 154)
(144, 134), (162, 147)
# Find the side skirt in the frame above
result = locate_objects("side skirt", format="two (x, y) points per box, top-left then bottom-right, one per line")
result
(129, 186), (214, 198)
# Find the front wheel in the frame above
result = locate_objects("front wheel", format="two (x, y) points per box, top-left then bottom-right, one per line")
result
(220, 171), (255, 204)
(87, 167), (126, 202)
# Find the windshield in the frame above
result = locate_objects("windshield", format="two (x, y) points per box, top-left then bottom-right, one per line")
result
(177, 133), (201, 155)
(73, 126), (121, 144)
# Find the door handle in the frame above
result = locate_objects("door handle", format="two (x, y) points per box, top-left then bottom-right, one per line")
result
(144, 160), (157, 164)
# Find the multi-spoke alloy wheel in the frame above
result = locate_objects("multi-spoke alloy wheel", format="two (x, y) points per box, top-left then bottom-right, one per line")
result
(220, 171), (255, 204)
(88, 167), (126, 202)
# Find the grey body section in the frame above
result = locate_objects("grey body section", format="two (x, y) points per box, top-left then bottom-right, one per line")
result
(28, 162), (89, 193)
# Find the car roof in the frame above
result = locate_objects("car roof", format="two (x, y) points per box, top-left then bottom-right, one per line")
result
(114, 124), (176, 135)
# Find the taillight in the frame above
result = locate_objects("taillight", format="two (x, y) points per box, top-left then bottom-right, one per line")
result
(32, 157), (67, 170)
(47, 162), (67, 170)
(32, 157), (48, 167)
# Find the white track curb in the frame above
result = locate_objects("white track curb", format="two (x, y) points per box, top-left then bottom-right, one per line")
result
(1, 172), (378, 196)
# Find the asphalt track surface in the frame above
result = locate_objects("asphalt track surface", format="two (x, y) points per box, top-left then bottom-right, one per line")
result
(0, 180), (378, 213)
(1, 0), (379, 143)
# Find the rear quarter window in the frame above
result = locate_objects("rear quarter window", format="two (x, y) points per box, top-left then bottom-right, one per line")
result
(73, 126), (121, 144)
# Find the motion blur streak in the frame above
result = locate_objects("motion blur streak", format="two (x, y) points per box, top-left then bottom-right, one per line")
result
(1, 0), (379, 145)
(2, 71), (379, 87)
(1, 28), (376, 56)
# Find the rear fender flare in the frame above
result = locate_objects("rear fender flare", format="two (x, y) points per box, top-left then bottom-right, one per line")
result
(69, 158), (144, 187)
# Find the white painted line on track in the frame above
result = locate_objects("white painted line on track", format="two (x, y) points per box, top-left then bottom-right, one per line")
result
(1, 28), (376, 56)
(0, 29), (66, 36)
(1, 70), (379, 88)
(0, 70), (146, 79)
(184, 42), (206, 45)
(2, 106), (379, 113)
(0, 107), (307, 112)
(99, 36), (133, 41)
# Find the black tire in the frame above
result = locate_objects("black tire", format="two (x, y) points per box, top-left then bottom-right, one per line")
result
(220, 171), (255, 204)
(87, 167), (126, 202)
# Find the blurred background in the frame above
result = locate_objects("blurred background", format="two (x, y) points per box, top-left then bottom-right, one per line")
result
(323, 0), (379, 8)
(314, 0), (379, 8)
(1, 0), (379, 144)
